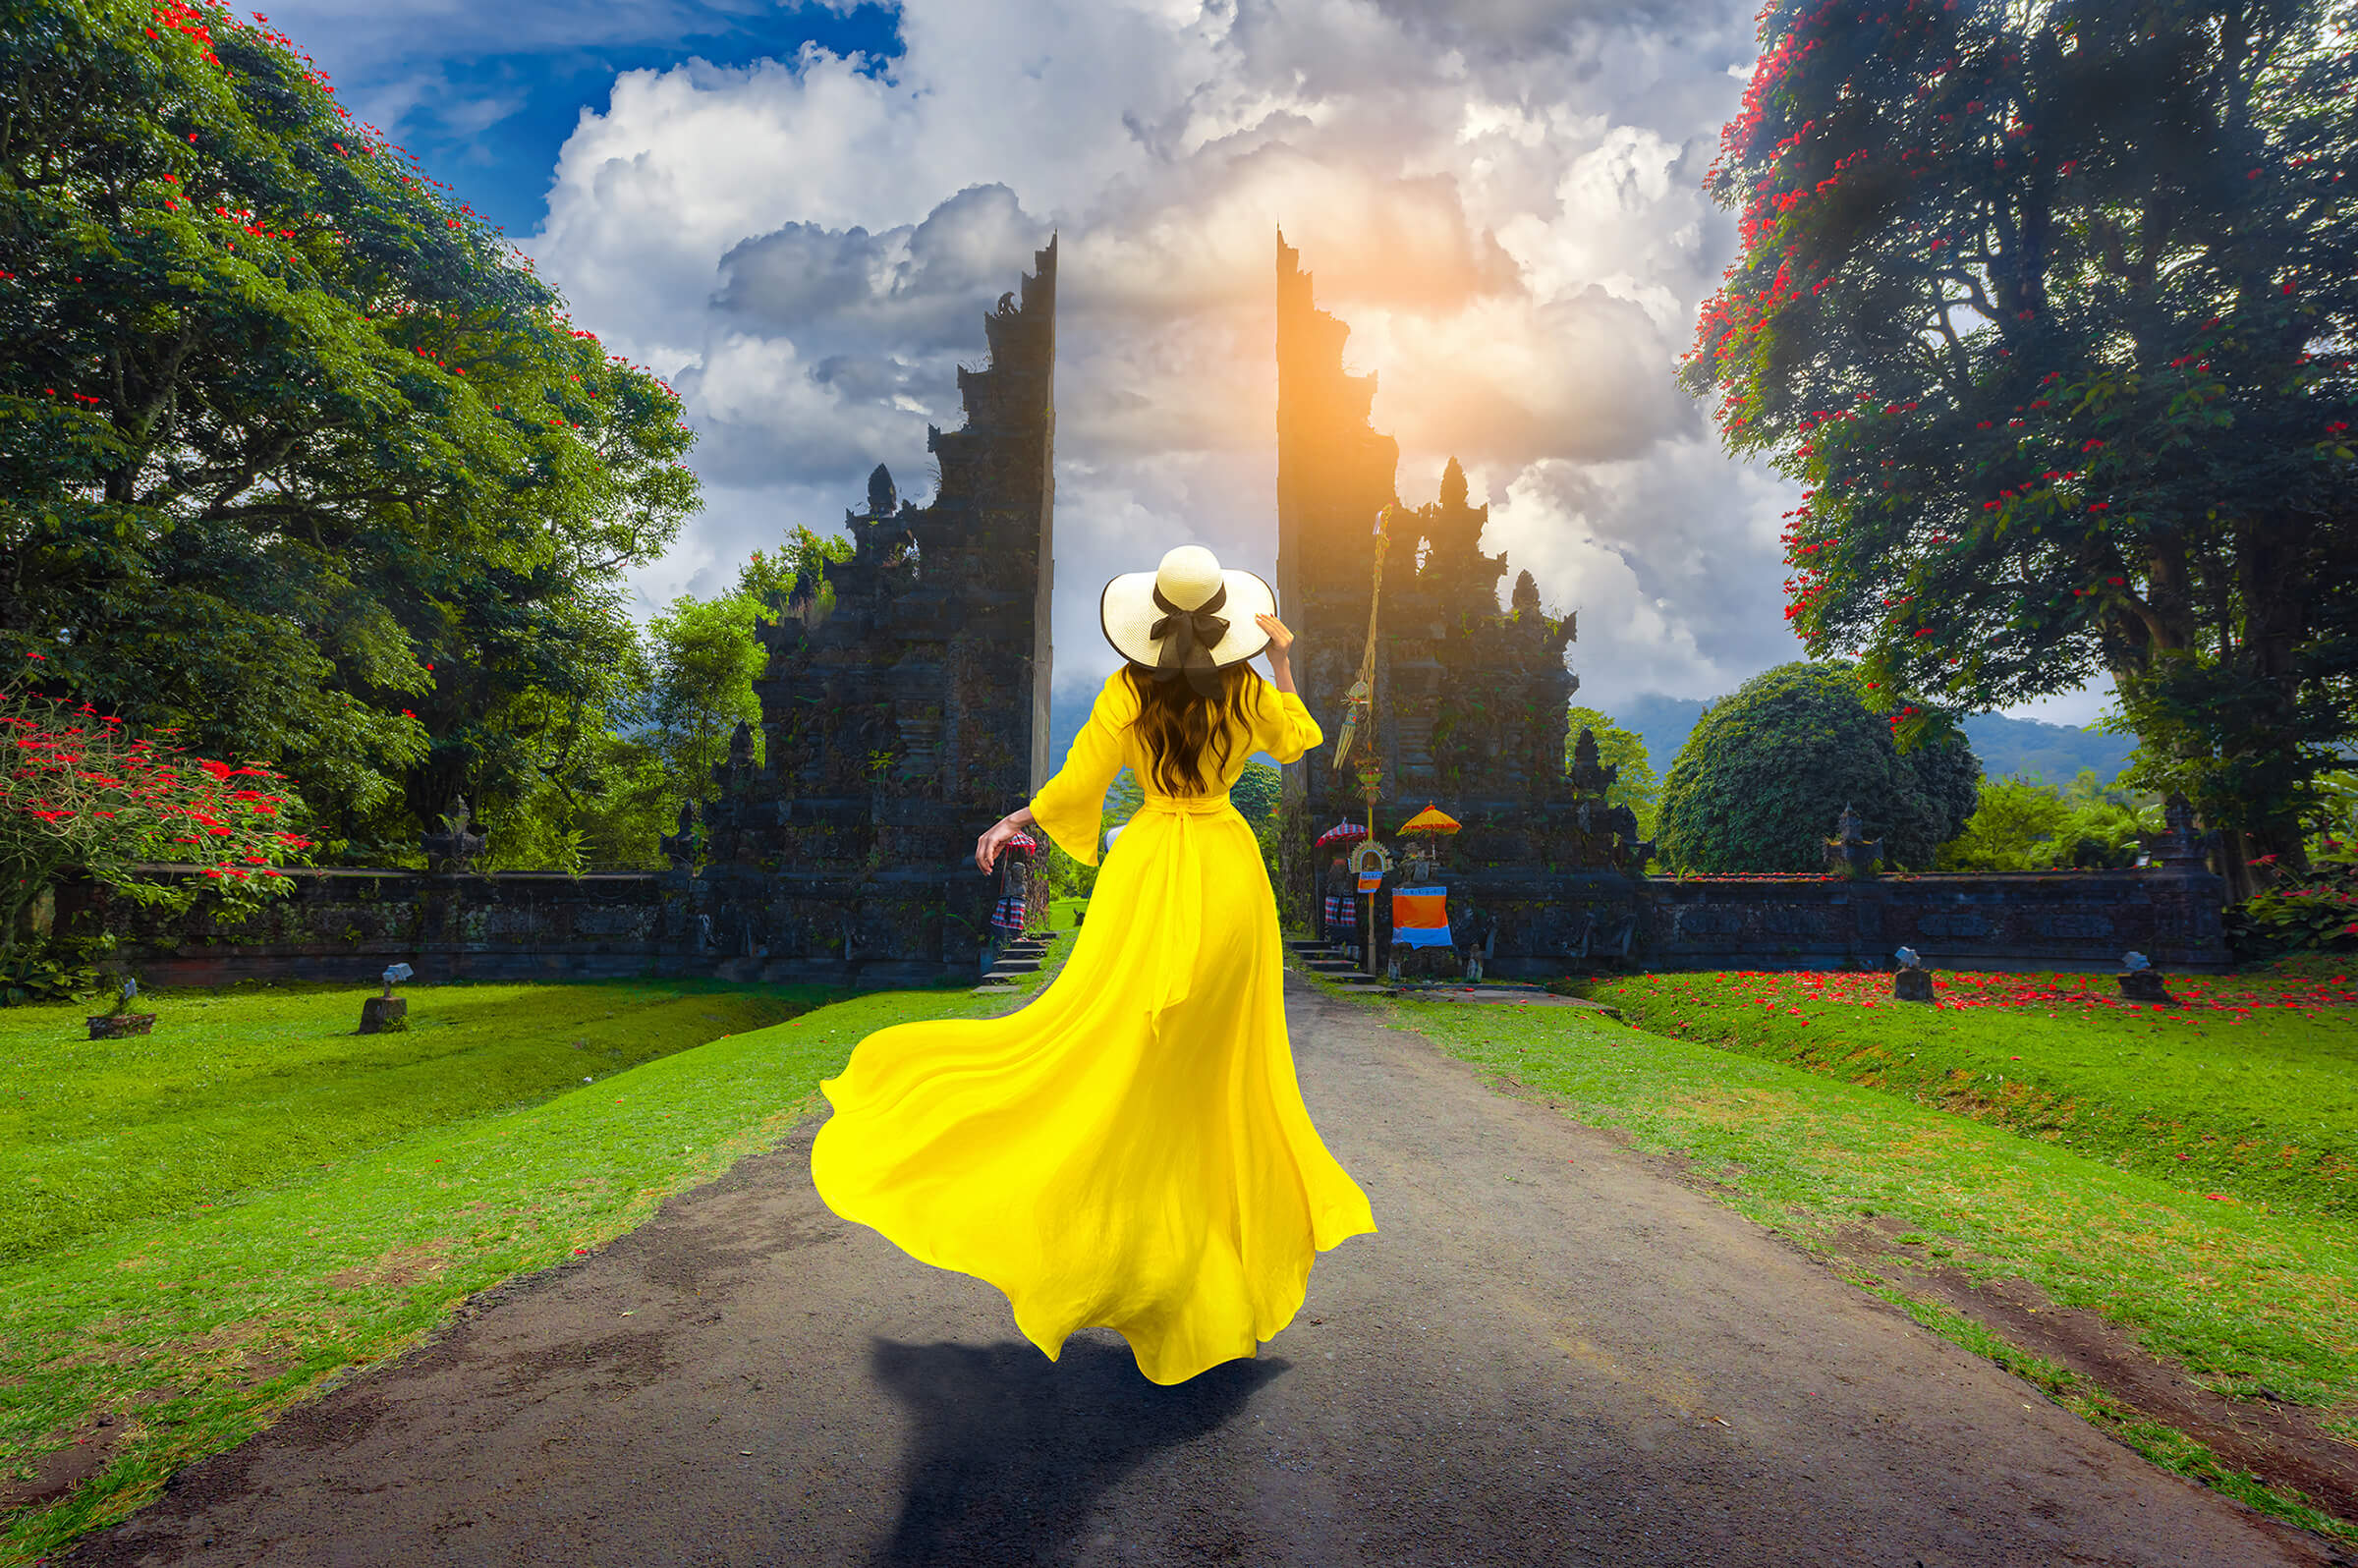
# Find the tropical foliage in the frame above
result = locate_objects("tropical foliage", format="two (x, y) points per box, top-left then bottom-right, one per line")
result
(0, 0), (699, 862)
(1, 674), (313, 957)
(1656, 662), (1981, 872)
(1684, 0), (2358, 897)
(1936, 768), (2158, 870)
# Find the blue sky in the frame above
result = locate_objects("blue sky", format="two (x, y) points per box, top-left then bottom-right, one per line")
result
(258, 0), (2116, 732)
(293, 2), (905, 238)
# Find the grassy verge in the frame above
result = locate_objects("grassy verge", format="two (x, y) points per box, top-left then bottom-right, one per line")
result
(1350, 980), (2358, 1543)
(1, 980), (832, 1265)
(1571, 957), (2358, 1220)
(2, 940), (1072, 1567)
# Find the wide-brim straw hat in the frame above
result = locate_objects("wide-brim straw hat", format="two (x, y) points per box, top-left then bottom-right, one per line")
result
(1100, 545), (1275, 697)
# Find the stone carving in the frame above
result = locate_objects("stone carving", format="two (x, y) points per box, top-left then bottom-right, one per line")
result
(1825, 803), (1883, 878)
(659, 801), (700, 872)
(2141, 793), (2212, 869)
(422, 796), (486, 874)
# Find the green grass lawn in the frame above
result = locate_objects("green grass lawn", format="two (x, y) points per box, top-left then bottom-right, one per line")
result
(0, 945), (1070, 1568)
(1046, 896), (1088, 930)
(0, 980), (835, 1267)
(1347, 962), (2358, 1542)
(1573, 958), (2358, 1220)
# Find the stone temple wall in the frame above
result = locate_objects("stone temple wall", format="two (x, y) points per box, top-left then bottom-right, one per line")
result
(685, 237), (1060, 988)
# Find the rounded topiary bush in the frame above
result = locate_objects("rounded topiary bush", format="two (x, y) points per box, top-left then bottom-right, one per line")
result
(1656, 662), (1981, 872)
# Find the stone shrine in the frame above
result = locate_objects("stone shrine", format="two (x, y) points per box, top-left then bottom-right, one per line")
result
(1273, 232), (1650, 976)
(683, 238), (1059, 986)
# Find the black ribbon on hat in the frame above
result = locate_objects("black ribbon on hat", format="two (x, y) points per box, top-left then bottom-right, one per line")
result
(1149, 582), (1230, 700)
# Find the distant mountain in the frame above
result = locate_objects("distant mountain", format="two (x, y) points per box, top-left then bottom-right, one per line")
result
(1056, 680), (2136, 795)
(1605, 694), (1711, 774)
(1601, 692), (2133, 786)
(1957, 713), (2135, 786)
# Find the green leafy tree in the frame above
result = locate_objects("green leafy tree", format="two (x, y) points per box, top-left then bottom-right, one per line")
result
(1937, 768), (2158, 870)
(1038, 839), (1096, 901)
(0, 0), (699, 862)
(1231, 759), (1281, 820)
(739, 525), (854, 625)
(1103, 768), (1145, 841)
(1684, 0), (2358, 899)
(639, 593), (767, 814)
(1657, 662), (1982, 872)
(1565, 705), (1663, 838)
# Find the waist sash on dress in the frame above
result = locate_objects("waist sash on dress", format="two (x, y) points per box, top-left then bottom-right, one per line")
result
(1125, 794), (1243, 1013)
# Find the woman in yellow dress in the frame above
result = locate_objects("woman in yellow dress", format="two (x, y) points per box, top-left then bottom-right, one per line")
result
(810, 544), (1377, 1385)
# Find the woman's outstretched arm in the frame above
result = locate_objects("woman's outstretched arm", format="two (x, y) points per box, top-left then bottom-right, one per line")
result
(976, 805), (1038, 874)
(991, 671), (1138, 871)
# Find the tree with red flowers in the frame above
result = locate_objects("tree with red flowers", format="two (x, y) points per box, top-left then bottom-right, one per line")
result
(1684, 0), (2358, 898)
(1, 666), (313, 951)
(0, 0), (700, 860)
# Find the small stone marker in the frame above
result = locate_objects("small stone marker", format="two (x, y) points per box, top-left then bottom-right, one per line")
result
(1891, 946), (1936, 1003)
(87, 979), (156, 1038)
(2115, 950), (2174, 1005)
(361, 963), (414, 1034)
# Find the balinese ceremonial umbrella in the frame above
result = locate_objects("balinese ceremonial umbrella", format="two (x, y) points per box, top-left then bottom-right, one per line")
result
(1315, 820), (1370, 849)
(1396, 804), (1461, 836)
(1004, 829), (1039, 853)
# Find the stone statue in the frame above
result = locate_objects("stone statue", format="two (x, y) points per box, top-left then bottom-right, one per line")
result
(422, 796), (487, 874)
(2141, 794), (2211, 869)
(1825, 803), (1882, 878)
(659, 800), (700, 871)
(867, 463), (898, 519)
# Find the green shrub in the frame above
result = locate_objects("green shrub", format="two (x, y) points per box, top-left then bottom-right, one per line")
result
(1656, 662), (1980, 872)
(1937, 770), (2157, 872)
(2226, 849), (2358, 957)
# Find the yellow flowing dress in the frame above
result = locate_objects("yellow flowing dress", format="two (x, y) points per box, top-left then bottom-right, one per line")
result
(810, 668), (1377, 1385)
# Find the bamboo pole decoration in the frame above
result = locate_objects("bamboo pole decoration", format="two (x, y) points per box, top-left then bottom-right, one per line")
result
(1330, 506), (1394, 777)
(1328, 504), (1395, 978)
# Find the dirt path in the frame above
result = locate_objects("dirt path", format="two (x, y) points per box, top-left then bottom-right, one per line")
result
(65, 979), (2343, 1567)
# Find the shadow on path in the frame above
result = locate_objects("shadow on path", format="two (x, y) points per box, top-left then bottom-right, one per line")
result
(870, 1335), (1283, 1566)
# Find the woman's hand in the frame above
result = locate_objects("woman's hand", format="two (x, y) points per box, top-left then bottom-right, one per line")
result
(976, 808), (1037, 874)
(1256, 613), (1296, 694)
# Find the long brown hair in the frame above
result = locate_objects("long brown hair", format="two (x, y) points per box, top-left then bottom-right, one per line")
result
(1124, 662), (1256, 796)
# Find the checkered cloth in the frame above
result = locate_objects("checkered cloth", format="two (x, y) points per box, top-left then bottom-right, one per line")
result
(990, 894), (1028, 930)
(1323, 894), (1358, 929)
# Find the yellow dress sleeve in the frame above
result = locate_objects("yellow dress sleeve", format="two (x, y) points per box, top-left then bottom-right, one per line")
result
(1028, 672), (1139, 867)
(1247, 675), (1323, 765)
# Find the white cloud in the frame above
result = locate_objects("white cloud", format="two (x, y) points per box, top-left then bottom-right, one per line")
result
(520, 0), (1796, 717)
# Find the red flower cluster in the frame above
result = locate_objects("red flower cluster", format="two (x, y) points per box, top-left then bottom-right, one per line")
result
(4, 679), (311, 890)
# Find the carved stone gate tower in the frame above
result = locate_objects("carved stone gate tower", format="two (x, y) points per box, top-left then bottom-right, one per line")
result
(684, 237), (1058, 986)
(1273, 232), (1650, 974)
